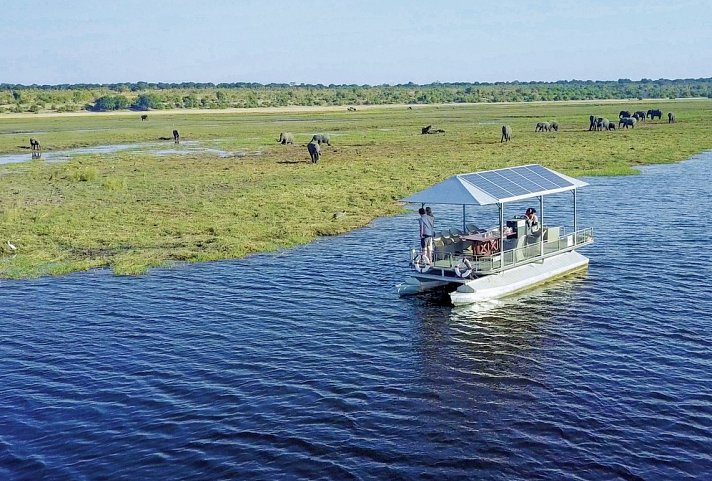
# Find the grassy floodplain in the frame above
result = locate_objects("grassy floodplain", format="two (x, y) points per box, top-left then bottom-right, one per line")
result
(1, 99), (711, 278)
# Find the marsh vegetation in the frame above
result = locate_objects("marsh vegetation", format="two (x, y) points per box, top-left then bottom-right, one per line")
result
(1, 99), (710, 278)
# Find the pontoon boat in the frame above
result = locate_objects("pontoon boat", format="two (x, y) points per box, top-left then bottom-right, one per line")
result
(396, 164), (593, 306)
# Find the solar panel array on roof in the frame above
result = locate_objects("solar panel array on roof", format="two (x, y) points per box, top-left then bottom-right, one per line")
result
(459, 165), (575, 201)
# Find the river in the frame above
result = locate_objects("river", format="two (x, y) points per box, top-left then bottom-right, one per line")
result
(1, 154), (711, 480)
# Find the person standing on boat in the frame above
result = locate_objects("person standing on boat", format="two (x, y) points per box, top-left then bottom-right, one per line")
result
(419, 207), (435, 261)
(525, 208), (540, 234)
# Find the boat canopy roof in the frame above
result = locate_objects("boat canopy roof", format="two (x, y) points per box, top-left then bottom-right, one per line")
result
(401, 164), (588, 206)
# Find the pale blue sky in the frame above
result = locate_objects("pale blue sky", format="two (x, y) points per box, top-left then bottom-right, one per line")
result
(2, 0), (710, 85)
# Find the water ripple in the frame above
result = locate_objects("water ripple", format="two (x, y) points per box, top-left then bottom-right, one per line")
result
(2, 154), (712, 479)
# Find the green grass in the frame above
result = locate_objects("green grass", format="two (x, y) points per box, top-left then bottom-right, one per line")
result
(1, 99), (711, 278)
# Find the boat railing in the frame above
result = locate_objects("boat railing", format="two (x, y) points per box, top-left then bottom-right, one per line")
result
(412, 227), (593, 276)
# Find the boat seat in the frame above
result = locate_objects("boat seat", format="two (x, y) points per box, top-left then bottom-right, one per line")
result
(544, 226), (560, 242)
(432, 238), (446, 259)
(449, 227), (464, 236)
(466, 223), (479, 233)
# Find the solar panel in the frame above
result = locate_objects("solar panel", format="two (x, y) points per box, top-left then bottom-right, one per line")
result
(402, 164), (586, 206)
(461, 165), (575, 201)
(524, 165), (574, 189)
(460, 173), (513, 199)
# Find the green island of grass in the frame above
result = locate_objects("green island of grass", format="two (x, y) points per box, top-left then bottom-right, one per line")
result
(1, 99), (711, 279)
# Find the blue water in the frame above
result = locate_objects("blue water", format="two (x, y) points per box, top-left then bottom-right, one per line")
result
(1, 154), (712, 480)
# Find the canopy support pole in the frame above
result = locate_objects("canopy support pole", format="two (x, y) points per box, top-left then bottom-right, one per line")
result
(539, 195), (544, 258)
(573, 189), (577, 245)
(462, 204), (466, 232)
(499, 203), (504, 270)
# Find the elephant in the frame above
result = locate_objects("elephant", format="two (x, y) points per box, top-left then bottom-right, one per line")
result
(619, 117), (636, 129)
(29, 138), (41, 150)
(549, 121), (559, 132)
(501, 125), (512, 142)
(278, 132), (294, 144)
(597, 117), (611, 131)
(619, 110), (631, 119)
(535, 122), (551, 132)
(347, 106), (357, 111)
(173, 129), (180, 144)
(668, 112), (675, 123)
(647, 109), (662, 120)
(311, 134), (331, 145)
(607, 121), (616, 130)
(589, 115), (597, 131)
(422, 125), (445, 134)
(141, 114), (148, 121)
(634, 111), (646, 121)
(307, 140), (320, 163)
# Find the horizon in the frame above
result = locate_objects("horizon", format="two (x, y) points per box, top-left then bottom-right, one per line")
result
(3, 77), (711, 89)
(2, 1), (711, 85)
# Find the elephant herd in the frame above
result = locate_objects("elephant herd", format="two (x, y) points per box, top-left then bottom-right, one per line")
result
(589, 108), (676, 130)
(501, 106), (678, 143)
(278, 132), (331, 163)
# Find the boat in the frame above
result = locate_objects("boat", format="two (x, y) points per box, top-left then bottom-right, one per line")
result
(396, 164), (593, 306)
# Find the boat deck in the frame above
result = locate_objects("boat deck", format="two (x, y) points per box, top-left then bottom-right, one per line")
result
(411, 226), (593, 283)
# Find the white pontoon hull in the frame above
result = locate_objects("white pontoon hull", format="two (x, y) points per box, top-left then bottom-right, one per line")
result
(396, 277), (452, 296)
(449, 251), (589, 306)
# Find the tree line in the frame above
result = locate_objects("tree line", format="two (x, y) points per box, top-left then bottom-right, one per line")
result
(1, 78), (711, 113)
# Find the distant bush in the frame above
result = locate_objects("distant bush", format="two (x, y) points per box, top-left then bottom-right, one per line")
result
(92, 95), (129, 111)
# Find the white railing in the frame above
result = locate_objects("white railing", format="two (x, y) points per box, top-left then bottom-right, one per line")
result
(410, 227), (593, 277)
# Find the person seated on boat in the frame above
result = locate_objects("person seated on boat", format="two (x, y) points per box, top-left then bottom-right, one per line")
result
(525, 208), (540, 234)
(419, 207), (435, 261)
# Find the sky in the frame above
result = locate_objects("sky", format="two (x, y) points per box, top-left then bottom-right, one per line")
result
(2, 0), (710, 85)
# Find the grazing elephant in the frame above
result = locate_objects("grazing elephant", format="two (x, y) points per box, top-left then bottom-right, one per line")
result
(421, 125), (432, 134)
(607, 121), (616, 130)
(550, 121), (559, 132)
(141, 114), (148, 121)
(619, 110), (631, 119)
(597, 117), (611, 131)
(311, 134), (331, 145)
(634, 111), (646, 121)
(619, 117), (636, 129)
(535, 122), (550, 132)
(29, 138), (41, 150)
(589, 115), (597, 131)
(501, 125), (512, 142)
(173, 129), (180, 144)
(647, 109), (662, 120)
(307, 140), (320, 163)
(668, 112), (675, 123)
(347, 106), (357, 111)
(278, 132), (294, 144)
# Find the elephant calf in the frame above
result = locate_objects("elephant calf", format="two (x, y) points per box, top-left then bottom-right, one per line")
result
(278, 132), (294, 144)
(307, 140), (320, 163)
(550, 121), (559, 132)
(668, 112), (675, 123)
(501, 125), (512, 142)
